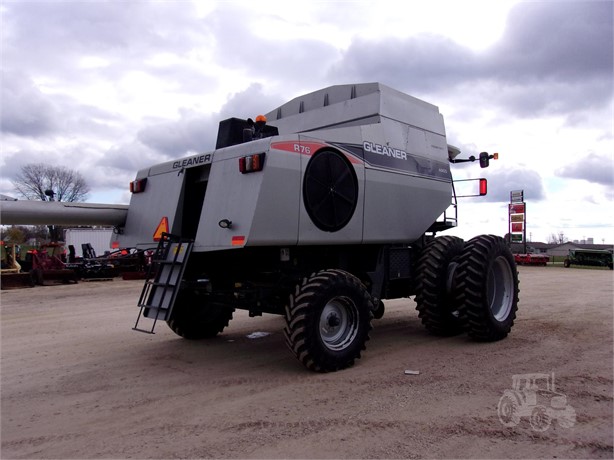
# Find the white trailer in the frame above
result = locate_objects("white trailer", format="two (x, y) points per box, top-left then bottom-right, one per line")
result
(64, 228), (114, 258)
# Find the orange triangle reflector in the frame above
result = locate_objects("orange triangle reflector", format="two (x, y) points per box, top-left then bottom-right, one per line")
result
(153, 217), (169, 241)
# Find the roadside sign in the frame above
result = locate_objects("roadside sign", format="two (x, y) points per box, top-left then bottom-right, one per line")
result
(511, 190), (524, 203)
(510, 214), (524, 222)
(509, 203), (525, 214)
(509, 190), (526, 251)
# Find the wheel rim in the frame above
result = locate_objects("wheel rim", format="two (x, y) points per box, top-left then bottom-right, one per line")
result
(319, 296), (359, 351)
(487, 256), (514, 322)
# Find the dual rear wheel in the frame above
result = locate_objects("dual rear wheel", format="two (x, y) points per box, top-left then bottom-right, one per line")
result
(415, 234), (519, 341)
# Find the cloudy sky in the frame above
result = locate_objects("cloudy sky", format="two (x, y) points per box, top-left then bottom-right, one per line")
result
(1, 0), (612, 244)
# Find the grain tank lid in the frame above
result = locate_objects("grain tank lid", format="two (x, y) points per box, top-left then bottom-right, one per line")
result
(264, 82), (445, 136)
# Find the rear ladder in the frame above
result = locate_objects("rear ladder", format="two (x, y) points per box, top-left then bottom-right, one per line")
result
(133, 233), (193, 334)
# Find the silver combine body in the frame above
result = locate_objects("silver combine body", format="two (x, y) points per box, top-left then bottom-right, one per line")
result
(116, 83), (452, 251)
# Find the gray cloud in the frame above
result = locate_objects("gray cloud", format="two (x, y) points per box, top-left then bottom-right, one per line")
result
(2, 2), (205, 79)
(137, 114), (214, 157)
(204, 4), (341, 92)
(330, 1), (613, 118)
(1, 71), (59, 136)
(98, 140), (169, 174)
(218, 83), (284, 120)
(135, 84), (284, 157)
(556, 152), (614, 187)
(329, 35), (476, 94)
(486, 1), (612, 82)
(479, 167), (547, 203)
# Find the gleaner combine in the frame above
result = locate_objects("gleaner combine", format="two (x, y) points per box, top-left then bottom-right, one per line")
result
(1, 83), (519, 372)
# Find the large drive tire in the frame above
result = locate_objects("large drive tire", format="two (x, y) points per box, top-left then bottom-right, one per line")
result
(167, 289), (234, 339)
(284, 269), (374, 372)
(414, 235), (465, 336)
(456, 235), (519, 341)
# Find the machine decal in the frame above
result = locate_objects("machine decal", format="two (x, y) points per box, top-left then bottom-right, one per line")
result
(331, 142), (451, 181)
(271, 141), (322, 156)
(271, 141), (363, 164)
(363, 141), (408, 160)
(172, 153), (213, 170)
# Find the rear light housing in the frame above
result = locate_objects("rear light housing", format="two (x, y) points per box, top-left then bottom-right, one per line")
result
(130, 178), (147, 193)
(239, 153), (265, 174)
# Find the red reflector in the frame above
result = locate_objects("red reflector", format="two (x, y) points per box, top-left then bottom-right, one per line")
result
(111, 241), (120, 249)
(231, 236), (245, 246)
(479, 178), (488, 196)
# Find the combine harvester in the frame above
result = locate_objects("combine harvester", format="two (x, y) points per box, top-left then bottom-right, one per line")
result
(1, 83), (519, 372)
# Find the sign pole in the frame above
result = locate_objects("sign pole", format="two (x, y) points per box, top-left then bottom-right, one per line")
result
(509, 190), (526, 251)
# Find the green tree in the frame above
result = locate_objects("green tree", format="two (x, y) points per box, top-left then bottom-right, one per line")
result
(2, 226), (26, 244)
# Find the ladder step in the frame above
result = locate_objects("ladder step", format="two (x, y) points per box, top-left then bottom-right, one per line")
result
(132, 327), (156, 334)
(133, 233), (193, 334)
(145, 281), (178, 288)
(141, 306), (169, 318)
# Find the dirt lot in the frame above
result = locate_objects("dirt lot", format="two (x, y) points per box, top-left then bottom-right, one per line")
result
(1, 266), (612, 459)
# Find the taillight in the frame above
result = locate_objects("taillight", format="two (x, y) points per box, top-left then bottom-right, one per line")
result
(239, 153), (265, 174)
(130, 178), (147, 193)
(479, 178), (488, 196)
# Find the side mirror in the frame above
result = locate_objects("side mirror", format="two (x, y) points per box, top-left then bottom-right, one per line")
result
(479, 151), (499, 168)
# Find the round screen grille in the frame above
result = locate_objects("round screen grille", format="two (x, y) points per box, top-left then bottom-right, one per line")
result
(303, 150), (358, 232)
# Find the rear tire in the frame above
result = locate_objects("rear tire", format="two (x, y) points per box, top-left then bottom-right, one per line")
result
(284, 269), (373, 372)
(414, 236), (465, 336)
(456, 235), (519, 341)
(167, 289), (234, 339)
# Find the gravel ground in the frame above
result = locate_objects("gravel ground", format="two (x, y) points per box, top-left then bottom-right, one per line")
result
(1, 266), (612, 459)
